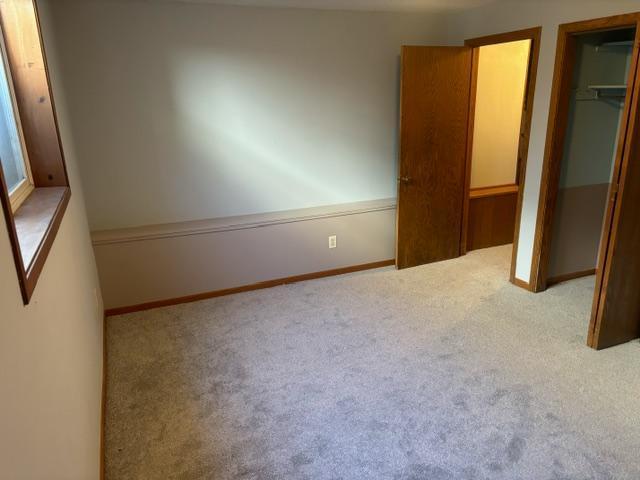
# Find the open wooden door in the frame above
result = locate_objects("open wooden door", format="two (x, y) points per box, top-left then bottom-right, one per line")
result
(396, 46), (472, 269)
(589, 40), (640, 350)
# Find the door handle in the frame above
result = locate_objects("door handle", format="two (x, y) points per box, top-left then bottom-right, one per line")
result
(398, 176), (411, 185)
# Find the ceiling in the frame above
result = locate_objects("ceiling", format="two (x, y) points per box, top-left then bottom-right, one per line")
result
(162, 0), (500, 12)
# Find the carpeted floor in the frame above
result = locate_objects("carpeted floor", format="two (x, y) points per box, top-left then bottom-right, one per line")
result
(106, 245), (640, 479)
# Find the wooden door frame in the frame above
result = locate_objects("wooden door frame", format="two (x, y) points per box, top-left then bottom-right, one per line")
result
(530, 13), (640, 295)
(460, 27), (542, 289)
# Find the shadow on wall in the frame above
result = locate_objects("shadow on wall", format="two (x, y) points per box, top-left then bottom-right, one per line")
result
(44, 2), (441, 231)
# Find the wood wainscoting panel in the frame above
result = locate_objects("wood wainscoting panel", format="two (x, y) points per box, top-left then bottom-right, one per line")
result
(466, 185), (518, 252)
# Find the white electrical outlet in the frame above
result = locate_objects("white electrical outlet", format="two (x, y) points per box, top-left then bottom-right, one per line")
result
(328, 235), (337, 249)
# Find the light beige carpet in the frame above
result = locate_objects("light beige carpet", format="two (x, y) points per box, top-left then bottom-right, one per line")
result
(106, 245), (640, 479)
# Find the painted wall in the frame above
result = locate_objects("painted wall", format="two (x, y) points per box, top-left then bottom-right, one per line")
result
(94, 199), (396, 310)
(558, 31), (633, 190)
(0, 1), (104, 478)
(42, 0), (448, 308)
(45, 0), (640, 307)
(448, 0), (640, 282)
(46, 0), (447, 232)
(470, 39), (530, 189)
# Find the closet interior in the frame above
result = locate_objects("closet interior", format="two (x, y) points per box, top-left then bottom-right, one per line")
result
(547, 27), (636, 284)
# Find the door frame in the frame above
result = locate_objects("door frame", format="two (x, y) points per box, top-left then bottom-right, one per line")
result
(530, 13), (640, 293)
(528, 12), (640, 348)
(460, 27), (542, 289)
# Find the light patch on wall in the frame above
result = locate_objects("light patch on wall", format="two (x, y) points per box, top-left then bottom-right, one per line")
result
(47, 1), (449, 230)
(169, 45), (397, 216)
(470, 39), (530, 189)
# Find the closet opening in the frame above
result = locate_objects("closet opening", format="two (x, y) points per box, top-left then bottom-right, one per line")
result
(547, 28), (635, 286)
(461, 28), (541, 285)
(532, 12), (640, 349)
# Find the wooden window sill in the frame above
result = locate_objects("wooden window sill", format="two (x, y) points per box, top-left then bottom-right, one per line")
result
(11, 186), (70, 302)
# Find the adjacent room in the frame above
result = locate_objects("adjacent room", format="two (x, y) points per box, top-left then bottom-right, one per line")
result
(1, 1), (640, 479)
(466, 38), (530, 252)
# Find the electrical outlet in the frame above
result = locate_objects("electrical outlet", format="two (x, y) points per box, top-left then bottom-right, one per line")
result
(328, 235), (337, 249)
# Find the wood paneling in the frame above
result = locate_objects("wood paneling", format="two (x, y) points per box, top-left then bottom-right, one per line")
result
(466, 185), (518, 252)
(464, 27), (542, 286)
(396, 46), (472, 269)
(105, 259), (396, 316)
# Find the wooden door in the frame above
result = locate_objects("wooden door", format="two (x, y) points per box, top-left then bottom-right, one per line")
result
(396, 46), (472, 269)
(589, 42), (640, 349)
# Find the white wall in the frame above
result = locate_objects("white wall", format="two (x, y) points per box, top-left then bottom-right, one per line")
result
(42, 0), (450, 309)
(448, 0), (640, 282)
(471, 39), (530, 189)
(47, 0), (448, 231)
(94, 199), (396, 310)
(44, 0), (640, 308)
(0, 1), (104, 478)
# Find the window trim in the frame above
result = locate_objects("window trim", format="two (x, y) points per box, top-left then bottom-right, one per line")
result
(0, 0), (71, 305)
(8, 177), (34, 211)
(0, 17), (34, 213)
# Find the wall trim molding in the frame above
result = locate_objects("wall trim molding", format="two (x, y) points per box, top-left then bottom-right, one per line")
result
(92, 198), (397, 246)
(105, 259), (395, 316)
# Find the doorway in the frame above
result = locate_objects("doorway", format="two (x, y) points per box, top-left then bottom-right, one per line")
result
(531, 12), (640, 349)
(462, 29), (541, 285)
(395, 27), (541, 286)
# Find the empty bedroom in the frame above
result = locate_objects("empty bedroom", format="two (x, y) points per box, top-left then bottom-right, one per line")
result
(1, 0), (640, 479)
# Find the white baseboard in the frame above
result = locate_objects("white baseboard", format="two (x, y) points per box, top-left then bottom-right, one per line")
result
(93, 199), (397, 310)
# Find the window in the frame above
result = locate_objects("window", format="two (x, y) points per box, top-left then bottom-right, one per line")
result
(0, 0), (71, 305)
(0, 30), (33, 212)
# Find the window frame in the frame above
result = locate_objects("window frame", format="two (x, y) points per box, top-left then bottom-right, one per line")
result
(0, 24), (35, 213)
(8, 174), (34, 211)
(0, 0), (71, 305)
